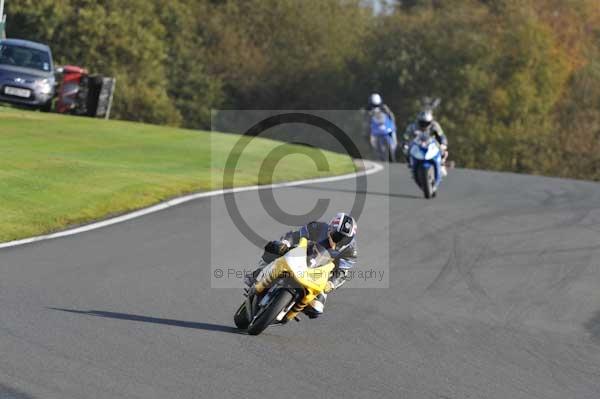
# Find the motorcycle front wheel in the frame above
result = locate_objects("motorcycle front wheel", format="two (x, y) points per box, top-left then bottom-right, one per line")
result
(417, 166), (435, 199)
(387, 144), (395, 163)
(247, 290), (294, 335)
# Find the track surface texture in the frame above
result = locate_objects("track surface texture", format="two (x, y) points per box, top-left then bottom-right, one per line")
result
(1, 164), (600, 399)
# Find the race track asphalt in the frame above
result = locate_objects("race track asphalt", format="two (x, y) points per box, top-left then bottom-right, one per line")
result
(1, 164), (600, 399)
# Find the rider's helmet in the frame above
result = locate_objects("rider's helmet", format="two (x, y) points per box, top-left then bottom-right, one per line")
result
(369, 93), (383, 108)
(417, 110), (434, 129)
(328, 213), (357, 246)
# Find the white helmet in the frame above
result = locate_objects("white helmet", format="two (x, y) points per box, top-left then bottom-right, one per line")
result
(369, 93), (382, 107)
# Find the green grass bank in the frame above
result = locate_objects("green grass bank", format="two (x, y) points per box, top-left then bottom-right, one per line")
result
(0, 107), (355, 242)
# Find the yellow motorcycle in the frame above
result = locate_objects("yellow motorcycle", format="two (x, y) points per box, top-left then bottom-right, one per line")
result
(234, 238), (335, 335)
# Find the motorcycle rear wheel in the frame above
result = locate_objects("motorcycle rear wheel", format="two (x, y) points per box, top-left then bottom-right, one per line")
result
(247, 290), (294, 335)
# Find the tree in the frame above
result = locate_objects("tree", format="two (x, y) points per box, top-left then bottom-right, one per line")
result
(7, 0), (181, 125)
(154, 0), (223, 129)
(206, 0), (372, 109)
(365, 0), (572, 172)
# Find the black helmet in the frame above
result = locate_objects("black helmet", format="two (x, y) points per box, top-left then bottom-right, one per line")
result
(417, 110), (434, 129)
(328, 212), (357, 245)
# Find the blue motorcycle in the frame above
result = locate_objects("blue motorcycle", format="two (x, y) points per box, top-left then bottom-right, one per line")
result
(409, 131), (443, 198)
(370, 109), (397, 162)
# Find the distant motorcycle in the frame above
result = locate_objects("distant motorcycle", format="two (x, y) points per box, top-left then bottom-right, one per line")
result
(409, 130), (443, 198)
(370, 108), (397, 162)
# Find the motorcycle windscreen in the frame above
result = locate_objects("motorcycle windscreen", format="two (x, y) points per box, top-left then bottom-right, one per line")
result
(425, 143), (441, 160)
(306, 242), (332, 268)
(284, 245), (309, 277)
(410, 144), (426, 160)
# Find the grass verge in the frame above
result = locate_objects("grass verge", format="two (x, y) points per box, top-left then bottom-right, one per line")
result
(0, 107), (355, 242)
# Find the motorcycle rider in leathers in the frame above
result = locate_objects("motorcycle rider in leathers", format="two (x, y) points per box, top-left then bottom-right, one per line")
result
(245, 212), (358, 318)
(403, 109), (449, 175)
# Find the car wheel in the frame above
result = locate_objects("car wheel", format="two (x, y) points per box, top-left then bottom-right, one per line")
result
(40, 101), (53, 113)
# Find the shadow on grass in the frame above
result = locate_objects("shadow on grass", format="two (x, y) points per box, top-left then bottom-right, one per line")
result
(48, 307), (244, 335)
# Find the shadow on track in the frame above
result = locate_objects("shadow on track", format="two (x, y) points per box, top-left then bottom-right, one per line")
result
(584, 310), (600, 343)
(0, 384), (35, 399)
(294, 185), (421, 199)
(48, 307), (243, 334)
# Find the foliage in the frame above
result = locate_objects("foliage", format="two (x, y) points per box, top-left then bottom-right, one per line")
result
(5, 0), (600, 179)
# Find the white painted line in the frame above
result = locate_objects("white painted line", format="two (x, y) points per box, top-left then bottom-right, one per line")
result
(0, 161), (384, 249)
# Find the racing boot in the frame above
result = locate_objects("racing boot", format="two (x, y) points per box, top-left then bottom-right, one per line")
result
(303, 293), (327, 319)
(441, 147), (449, 177)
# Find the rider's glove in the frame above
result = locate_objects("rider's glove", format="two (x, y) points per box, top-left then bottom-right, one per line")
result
(264, 240), (289, 257)
(325, 269), (349, 293)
